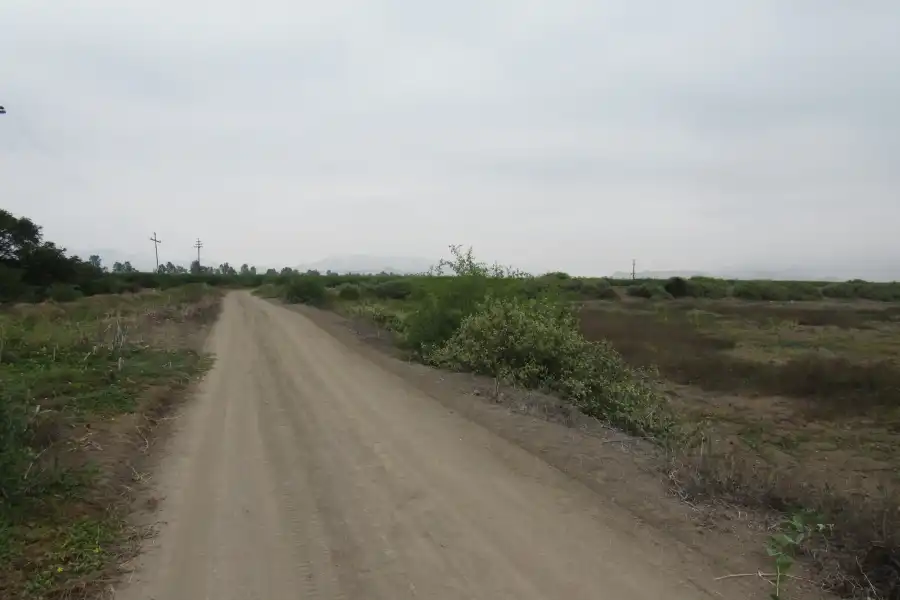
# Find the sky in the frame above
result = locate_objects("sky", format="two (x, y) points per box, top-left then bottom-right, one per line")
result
(1, 1), (899, 278)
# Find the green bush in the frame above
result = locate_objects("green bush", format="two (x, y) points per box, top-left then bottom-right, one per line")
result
(283, 276), (327, 306)
(401, 275), (492, 357)
(429, 295), (675, 437)
(337, 283), (361, 300)
(583, 279), (618, 300)
(732, 281), (821, 301)
(821, 282), (858, 299)
(732, 281), (788, 301)
(373, 279), (414, 300)
(857, 282), (900, 302)
(47, 284), (83, 303)
(664, 277), (690, 298)
(687, 277), (729, 299)
(627, 283), (671, 300)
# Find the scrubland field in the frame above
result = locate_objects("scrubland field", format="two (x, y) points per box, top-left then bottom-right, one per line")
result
(4, 244), (899, 599)
(259, 249), (900, 599)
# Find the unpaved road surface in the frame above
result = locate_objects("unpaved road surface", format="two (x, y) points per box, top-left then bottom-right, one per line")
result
(115, 292), (761, 600)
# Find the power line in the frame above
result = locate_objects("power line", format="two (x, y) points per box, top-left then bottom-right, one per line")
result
(149, 232), (162, 272)
(193, 238), (203, 266)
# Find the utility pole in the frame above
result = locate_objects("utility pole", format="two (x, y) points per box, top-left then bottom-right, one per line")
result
(193, 238), (203, 267)
(149, 232), (162, 272)
(632, 259), (636, 280)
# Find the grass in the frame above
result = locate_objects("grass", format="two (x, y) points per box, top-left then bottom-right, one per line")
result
(287, 252), (900, 599)
(578, 300), (900, 598)
(0, 285), (221, 599)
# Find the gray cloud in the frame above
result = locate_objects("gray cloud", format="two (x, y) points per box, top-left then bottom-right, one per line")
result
(1, 0), (898, 277)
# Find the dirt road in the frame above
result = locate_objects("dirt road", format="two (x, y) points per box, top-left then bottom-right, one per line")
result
(115, 292), (761, 600)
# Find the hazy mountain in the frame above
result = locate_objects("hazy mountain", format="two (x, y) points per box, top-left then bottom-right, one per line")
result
(611, 268), (898, 282)
(296, 255), (435, 275)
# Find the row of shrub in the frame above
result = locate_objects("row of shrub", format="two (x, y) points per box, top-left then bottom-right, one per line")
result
(277, 248), (677, 439)
(623, 276), (900, 303)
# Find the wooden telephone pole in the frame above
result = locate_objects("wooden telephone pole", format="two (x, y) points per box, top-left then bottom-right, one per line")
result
(632, 259), (636, 280)
(149, 232), (162, 272)
(193, 238), (203, 267)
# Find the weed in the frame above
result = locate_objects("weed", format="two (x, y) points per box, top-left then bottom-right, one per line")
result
(765, 511), (831, 599)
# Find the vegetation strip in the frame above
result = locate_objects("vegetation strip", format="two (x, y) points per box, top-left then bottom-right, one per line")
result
(1, 286), (220, 599)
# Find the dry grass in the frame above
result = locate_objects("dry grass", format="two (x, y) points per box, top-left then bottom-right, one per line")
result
(580, 298), (900, 599)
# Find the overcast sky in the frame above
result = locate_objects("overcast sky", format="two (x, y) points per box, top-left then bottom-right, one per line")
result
(1, 1), (898, 277)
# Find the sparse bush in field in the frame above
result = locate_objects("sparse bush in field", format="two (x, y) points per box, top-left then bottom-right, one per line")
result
(401, 275), (489, 356)
(627, 283), (672, 300)
(544, 271), (571, 280)
(821, 282), (858, 299)
(401, 245), (525, 356)
(373, 279), (413, 300)
(733, 281), (788, 301)
(663, 277), (689, 298)
(337, 283), (361, 300)
(283, 276), (328, 306)
(733, 280), (822, 302)
(857, 281), (900, 302)
(582, 278), (618, 300)
(520, 277), (552, 299)
(686, 277), (729, 299)
(47, 284), (83, 303)
(664, 277), (729, 299)
(429, 295), (675, 438)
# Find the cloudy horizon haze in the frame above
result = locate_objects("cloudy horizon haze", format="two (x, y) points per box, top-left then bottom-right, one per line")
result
(2, 1), (898, 279)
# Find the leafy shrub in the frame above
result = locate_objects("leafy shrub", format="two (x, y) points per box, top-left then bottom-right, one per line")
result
(283, 276), (327, 306)
(857, 282), (900, 302)
(627, 283), (671, 300)
(664, 277), (690, 298)
(544, 271), (571, 280)
(582, 279), (618, 300)
(337, 283), (361, 300)
(520, 278), (552, 299)
(373, 279), (414, 300)
(821, 282), (858, 299)
(732, 281), (788, 301)
(687, 277), (729, 299)
(401, 275), (490, 356)
(733, 281), (821, 301)
(47, 284), (83, 303)
(429, 296), (675, 438)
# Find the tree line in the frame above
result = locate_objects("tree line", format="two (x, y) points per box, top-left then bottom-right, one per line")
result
(0, 209), (312, 303)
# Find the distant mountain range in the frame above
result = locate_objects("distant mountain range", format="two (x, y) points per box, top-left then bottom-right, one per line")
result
(295, 255), (436, 275)
(611, 268), (898, 282)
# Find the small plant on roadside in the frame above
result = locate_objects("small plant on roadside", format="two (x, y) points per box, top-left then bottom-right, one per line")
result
(765, 510), (831, 599)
